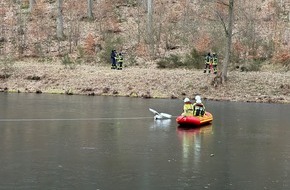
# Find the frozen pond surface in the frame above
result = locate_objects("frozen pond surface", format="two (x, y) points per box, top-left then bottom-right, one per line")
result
(0, 93), (290, 190)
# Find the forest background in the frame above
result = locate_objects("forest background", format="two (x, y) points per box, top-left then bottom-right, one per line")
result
(0, 0), (290, 103)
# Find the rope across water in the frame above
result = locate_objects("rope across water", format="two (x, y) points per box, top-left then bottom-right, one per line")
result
(0, 116), (178, 122)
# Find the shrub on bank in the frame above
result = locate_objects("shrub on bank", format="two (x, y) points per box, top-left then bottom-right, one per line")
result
(156, 54), (184, 69)
(274, 52), (290, 71)
(184, 48), (204, 69)
(156, 48), (203, 69)
(0, 56), (14, 78)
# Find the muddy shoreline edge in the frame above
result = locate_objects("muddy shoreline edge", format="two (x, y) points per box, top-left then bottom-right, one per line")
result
(1, 62), (289, 104)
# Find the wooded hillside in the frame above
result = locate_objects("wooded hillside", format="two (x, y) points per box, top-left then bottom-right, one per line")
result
(0, 0), (289, 69)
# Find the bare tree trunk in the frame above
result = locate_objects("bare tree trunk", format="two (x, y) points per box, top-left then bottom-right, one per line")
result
(0, 0), (6, 55)
(28, 0), (36, 12)
(147, 0), (154, 56)
(87, 0), (93, 19)
(15, 0), (27, 56)
(222, 0), (234, 83)
(56, 0), (64, 39)
(136, 2), (141, 43)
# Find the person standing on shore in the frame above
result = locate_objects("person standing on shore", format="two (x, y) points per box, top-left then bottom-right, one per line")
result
(116, 52), (123, 70)
(111, 50), (117, 69)
(212, 53), (218, 74)
(204, 52), (212, 73)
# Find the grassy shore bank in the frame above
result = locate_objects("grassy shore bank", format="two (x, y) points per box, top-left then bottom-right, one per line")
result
(1, 61), (289, 104)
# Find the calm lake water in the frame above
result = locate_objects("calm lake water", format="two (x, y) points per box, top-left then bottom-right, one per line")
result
(0, 93), (290, 190)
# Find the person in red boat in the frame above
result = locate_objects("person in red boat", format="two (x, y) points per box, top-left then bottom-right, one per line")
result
(182, 97), (194, 116)
(193, 96), (205, 116)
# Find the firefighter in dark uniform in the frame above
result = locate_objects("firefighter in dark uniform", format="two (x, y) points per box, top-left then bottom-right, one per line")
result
(204, 52), (212, 73)
(111, 50), (117, 69)
(193, 96), (205, 116)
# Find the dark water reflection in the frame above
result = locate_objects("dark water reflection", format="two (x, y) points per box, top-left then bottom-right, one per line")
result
(0, 93), (290, 190)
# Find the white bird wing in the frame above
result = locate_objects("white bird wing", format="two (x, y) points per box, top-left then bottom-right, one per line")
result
(149, 108), (160, 116)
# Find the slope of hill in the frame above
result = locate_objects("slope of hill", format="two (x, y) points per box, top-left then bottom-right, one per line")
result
(1, 0), (289, 65)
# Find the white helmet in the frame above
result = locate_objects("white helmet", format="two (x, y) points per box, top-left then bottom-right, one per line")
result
(196, 99), (202, 104)
(184, 98), (190, 102)
(195, 95), (201, 101)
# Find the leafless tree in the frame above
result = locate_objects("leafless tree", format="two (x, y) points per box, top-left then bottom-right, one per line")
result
(147, 0), (154, 56)
(15, 0), (27, 56)
(87, 0), (93, 19)
(220, 0), (234, 82)
(0, 2), (6, 56)
(66, 1), (81, 53)
(215, 0), (234, 82)
(56, 0), (64, 39)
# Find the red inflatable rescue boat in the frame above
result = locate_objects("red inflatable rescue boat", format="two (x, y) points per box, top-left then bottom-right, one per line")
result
(176, 112), (213, 127)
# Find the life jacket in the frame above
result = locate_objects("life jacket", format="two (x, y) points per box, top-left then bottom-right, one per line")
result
(118, 55), (123, 63)
(183, 103), (194, 116)
(212, 57), (218, 65)
(116, 54), (123, 69)
(193, 103), (205, 116)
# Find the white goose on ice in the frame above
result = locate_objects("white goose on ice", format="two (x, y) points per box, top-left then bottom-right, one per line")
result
(149, 108), (172, 120)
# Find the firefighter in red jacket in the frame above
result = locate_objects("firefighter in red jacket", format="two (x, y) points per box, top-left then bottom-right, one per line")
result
(204, 52), (212, 73)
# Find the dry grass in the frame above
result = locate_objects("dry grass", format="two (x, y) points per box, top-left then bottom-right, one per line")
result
(0, 61), (289, 104)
